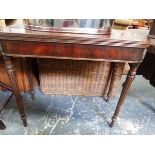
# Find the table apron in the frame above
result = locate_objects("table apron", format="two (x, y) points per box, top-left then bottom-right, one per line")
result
(1, 40), (145, 63)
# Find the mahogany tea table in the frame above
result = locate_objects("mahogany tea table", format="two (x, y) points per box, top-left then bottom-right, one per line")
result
(0, 25), (149, 127)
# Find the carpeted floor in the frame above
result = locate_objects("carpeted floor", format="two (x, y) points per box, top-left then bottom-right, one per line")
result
(0, 75), (155, 135)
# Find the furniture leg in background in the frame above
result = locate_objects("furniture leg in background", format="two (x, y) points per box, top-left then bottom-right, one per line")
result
(3, 55), (27, 127)
(110, 63), (139, 127)
(106, 62), (115, 102)
(0, 82), (13, 130)
(22, 58), (36, 100)
(107, 62), (125, 102)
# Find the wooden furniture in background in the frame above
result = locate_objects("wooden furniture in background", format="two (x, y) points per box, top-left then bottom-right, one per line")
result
(0, 20), (38, 92)
(0, 56), (30, 91)
(113, 19), (132, 30)
(0, 56), (38, 92)
(137, 20), (155, 87)
(0, 56), (38, 129)
(0, 25), (148, 127)
(0, 82), (13, 130)
(0, 19), (25, 129)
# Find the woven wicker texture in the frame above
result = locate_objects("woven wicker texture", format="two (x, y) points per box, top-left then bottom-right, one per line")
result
(39, 59), (124, 96)
(107, 62), (125, 97)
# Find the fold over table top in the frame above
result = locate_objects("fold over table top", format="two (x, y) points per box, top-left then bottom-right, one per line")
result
(0, 25), (149, 48)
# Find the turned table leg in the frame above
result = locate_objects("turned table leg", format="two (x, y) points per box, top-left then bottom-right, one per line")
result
(107, 62), (117, 102)
(3, 55), (27, 127)
(110, 63), (139, 127)
(24, 58), (35, 100)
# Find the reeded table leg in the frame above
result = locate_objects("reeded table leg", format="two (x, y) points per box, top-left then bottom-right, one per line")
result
(110, 63), (139, 127)
(107, 62), (116, 102)
(3, 55), (27, 127)
(24, 58), (35, 100)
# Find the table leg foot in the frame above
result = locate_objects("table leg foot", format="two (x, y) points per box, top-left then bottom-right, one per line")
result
(106, 96), (111, 103)
(0, 120), (6, 130)
(110, 63), (139, 127)
(22, 117), (28, 127)
(3, 55), (27, 127)
(109, 116), (117, 128)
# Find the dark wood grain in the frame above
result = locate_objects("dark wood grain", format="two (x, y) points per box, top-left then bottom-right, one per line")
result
(0, 25), (148, 48)
(1, 40), (144, 63)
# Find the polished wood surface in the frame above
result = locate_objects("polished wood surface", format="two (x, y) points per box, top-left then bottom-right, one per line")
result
(0, 25), (149, 127)
(1, 40), (145, 62)
(0, 26), (148, 63)
(0, 25), (148, 48)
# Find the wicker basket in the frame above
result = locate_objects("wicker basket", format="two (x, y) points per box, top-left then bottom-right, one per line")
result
(39, 59), (124, 96)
